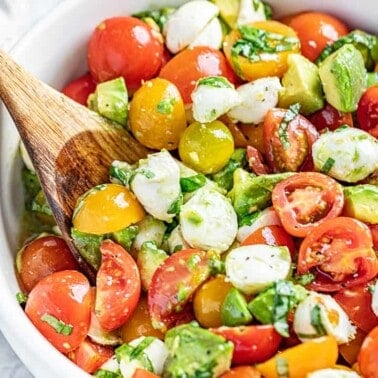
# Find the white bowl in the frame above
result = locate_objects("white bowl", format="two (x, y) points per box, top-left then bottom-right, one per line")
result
(0, 0), (377, 377)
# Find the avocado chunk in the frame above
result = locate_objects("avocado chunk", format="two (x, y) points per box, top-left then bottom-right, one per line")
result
(343, 184), (378, 224)
(211, 0), (240, 29)
(221, 287), (252, 326)
(88, 77), (128, 125)
(279, 54), (324, 115)
(319, 44), (366, 112)
(163, 322), (233, 378)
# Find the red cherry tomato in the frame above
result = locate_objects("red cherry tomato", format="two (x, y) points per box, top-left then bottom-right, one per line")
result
(334, 282), (378, 334)
(272, 172), (344, 237)
(358, 326), (378, 378)
(25, 270), (92, 353)
(309, 103), (354, 132)
(220, 366), (262, 378)
(62, 72), (97, 106)
(286, 12), (349, 62)
(246, 145), (270, 175)
(67, 338), (114, 373)
(148, 248), (211, 332)
(210, 325), (282, 365)
(356, 85), (378, 138)
(159, 46), (236, 104)
(263, 108), (319, 172)
(369, 225), (378, 251)
(132, 369), (160, 378)
(297, 217), (378, 292)
(241, 225), (295, 256)
(95, 240), (141, 331)
(16, 235), (80, 293)
(88, 17), (163, 91)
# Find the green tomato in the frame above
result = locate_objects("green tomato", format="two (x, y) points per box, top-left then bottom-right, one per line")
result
(178, 120), (234, 174)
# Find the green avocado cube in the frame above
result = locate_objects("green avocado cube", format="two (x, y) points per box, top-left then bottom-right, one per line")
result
(221, 287), (253, 326)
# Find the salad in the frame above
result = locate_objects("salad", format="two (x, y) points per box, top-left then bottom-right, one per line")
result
(16, 0), (378, 377)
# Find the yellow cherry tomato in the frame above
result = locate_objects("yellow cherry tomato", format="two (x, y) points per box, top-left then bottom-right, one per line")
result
(223, 20), (300, 81)
(256, 336), (338, 378)
(129, 77), (187, 150)
(193, 275), (233, 328)
(72, 183), (145, 235)
(120, 296), (164, 342)
(179, 120), (234, 174)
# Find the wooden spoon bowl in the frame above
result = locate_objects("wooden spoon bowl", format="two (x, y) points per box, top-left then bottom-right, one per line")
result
(0, 49), (149, 279)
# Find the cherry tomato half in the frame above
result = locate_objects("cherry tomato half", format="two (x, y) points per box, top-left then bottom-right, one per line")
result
(129, 78), (187, 150)
(72, 183), (145, 235)
(263, 108), (319, 172)
(358, 326), (378, 378)
(25, 270), (92, 353)
(16, 235), (79, 293)
(159, 46), (236, 104)
(95, 240), (141, 331)
(272, 172), (344, 238)
(88, 17), (163, 91)
(210, 325), (282, 365)
(220, 366), (262, 378)
(356, 85), (378, 138)
(223, 21), (300, 81)
(148, 248), (211, 333)
(309, 103), (354, 133)
(334, 282), (378, 334)
(297, 217), (378, 292)
(286, 12), (349, 62)
(62, 72), (97, 106)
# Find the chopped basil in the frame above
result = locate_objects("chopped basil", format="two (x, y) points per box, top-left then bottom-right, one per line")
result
(156, 97), (176, 114)
(276, 356), (290, 378)
(294, 272), (315, 286)
(109, 161), (135, 187)
(187, 253), (202, 270)
(167, 194), (183, 215)
(94, 370), (122, 378)
(137, 168), (155, 179)
(278, 103), (301, 150)
(180, 174), (207, 193)
(16, 292), (28, 305)
(310, 304), (327, 336)
(321, 157), (336, 174)
(197, 76), (233, 89)
(41, 313), (73, 335)
(133, 7), (175, 31)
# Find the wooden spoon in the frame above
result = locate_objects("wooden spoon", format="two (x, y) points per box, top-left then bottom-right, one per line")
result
(0, 49), (149, 280)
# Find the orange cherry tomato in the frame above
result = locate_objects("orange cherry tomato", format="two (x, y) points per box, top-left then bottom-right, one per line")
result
(16, 235), (79, 293)
(193, 275), (233, 328)
(62, 72), (97, 106)
(220, 366), (262, 378)
(120, 296), (164, 342)
(95, 240), (141, 331)
(297, 217), (378, 292)
(241, 225), (295, 256)
(239, 123), (265, 154)
(25, 270), (92, 353)
(159, 46), (236, 104)
(358, 326), (378, 378)
(286, 12), (349, 62)
(88, 17), (163, 91)
(132, 369), (160, 378)
(129, 78), (187, 150)
(67, 338), (114, 373)
(223, 21), (300, 81)
(72, 183), (145, 235)
(272, 172), (344, 238)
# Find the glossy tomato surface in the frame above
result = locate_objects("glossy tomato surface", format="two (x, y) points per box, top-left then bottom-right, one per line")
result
(62, 72), (97, 106)
(358, 326), (378, 378)
(357, 85), (378, 138)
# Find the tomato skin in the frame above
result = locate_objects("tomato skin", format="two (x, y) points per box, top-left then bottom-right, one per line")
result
(25, 270), (92, 353)
(210, 325), (282, 365)
(132, 368), (160, 378)
(241, 225), (295, 256)
(95, 240), (141, 331)
(358, 326), (378, 378)
(263, 108), (319, 172)
(287, 12), (349, 62)
(88, 17), (163, 91)
(62, 72), (96, 106)
(339, 328), (367, 366)
(356, 86), (378, 138)
(148, 248), (211, 332)
(370, 224), (378, 251)
(334, 282), (378, 334)
(297, 217), (378, 292)
(246, 145), (270, 175)
(67, 338), (114, 373)
(220, 366), (262, 378)
(16, 235), (79, 293)
(159, 46), (236, 104)
(272, 172), (344, 238)
(309, 103), (354, 132)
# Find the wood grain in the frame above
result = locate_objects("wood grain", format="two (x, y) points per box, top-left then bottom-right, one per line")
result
(0, 49), (149, 279)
